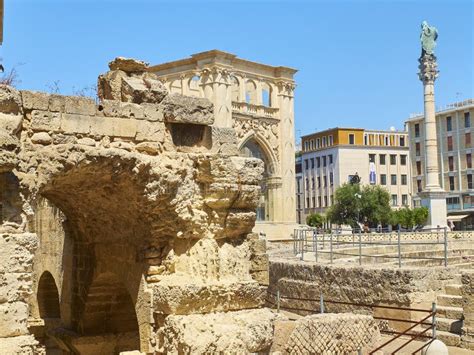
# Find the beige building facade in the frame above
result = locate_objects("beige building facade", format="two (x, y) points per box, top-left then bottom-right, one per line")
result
(406, 99), (474, 229)
(300, 128), (411, 222)
(149, 50), (297, 238)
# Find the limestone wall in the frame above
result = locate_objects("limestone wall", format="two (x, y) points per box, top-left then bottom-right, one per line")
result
(0, 57), (273, 354)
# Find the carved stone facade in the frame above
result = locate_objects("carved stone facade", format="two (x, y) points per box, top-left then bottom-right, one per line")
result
(0, 58), (275, 354)
(149, 50), (297, 239)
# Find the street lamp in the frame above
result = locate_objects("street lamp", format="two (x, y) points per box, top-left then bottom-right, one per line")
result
(355, 193), (362, 231)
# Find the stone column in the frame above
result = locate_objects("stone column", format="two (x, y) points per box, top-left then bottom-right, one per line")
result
(418, 54), (447, 228)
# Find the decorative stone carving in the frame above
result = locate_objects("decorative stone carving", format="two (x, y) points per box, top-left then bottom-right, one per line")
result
(418, 54), (439, 84)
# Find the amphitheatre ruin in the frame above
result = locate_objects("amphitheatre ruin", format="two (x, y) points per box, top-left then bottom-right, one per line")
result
(0, 54), (473, 355)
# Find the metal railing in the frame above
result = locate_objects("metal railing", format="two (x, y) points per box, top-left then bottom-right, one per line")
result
(293, 227), (458, 267)
(267, 289), (436, 354)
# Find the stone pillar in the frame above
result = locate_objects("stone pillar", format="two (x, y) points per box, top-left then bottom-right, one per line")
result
(277, 81), (297, 223)
(200, 67), (233, 128)
(418, 54), (447, 228)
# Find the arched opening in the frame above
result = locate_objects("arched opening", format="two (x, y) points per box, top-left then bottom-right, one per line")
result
(231, 76), (240, 102)
(245, 80), (257, 105)
(169, 79), (182, 94)
(261, 82), (272, 107)
(239, 138), (273, 221)
(188, 75), (201, 97)
(37, 271), (61, 319)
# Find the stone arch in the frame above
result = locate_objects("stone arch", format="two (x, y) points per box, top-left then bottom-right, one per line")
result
(239, 132), (279, 175)
(261, 82), (273, 107)
(37, 271), (61, 319)
(169, 78), (182, 94)
(245, 80), (257, 104)
(188, 75), (201, 97)
(231, 76), (240, 102)
(239, 134), (278, 221)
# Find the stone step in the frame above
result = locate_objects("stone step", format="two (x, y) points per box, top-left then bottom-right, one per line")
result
(437, 317), (463, 334)
(444, 284), (462, 296)
(436, 305), (464, 320)
(437, 294), (463, 307)
(426, 329), (461, 347)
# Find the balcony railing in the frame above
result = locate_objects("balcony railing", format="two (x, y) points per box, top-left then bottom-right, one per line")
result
(231, 101), (279, 119)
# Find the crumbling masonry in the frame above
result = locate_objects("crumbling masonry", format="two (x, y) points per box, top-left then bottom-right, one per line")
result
(0, 58), (274, 354)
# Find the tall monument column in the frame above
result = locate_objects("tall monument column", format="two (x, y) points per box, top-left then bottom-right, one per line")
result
(417, 21), (448, 229)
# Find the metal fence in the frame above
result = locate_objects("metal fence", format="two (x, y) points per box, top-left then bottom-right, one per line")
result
(293, 227), (457, 267)
(267, 289), (436, 354)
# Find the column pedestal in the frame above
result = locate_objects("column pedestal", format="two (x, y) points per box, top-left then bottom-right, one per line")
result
(419, 190), (448, 229)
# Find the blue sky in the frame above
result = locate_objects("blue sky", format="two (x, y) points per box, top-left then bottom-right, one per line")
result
(3, 0), (473, 138)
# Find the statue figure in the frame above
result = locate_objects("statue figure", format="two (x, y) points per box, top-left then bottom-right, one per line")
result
(420, 21), (438, 56)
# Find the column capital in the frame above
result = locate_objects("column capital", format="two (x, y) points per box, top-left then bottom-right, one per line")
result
(418, 54), (439, 84)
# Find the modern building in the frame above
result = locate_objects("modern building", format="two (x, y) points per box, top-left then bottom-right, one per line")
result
(299, 127), (411, 222)
(295, 154), (304, 224)
(406, 99), (474, 229)
(149, 50), (298, 239)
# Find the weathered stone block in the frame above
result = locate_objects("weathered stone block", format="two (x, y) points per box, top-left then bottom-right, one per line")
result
(0, 335), (40, 354)
(251, 254), (269, 271)
(64, 96), (96, 116)
(30, 110), (61, 131)
(211, 127), (238, 144)
(0, 112), (23, 135)
(49, 94), (66, 112)
(90, 116), (114, 136)
(0, 301), (29, 337)
(0, 234), (37, 274)
(30, 132), (53, 145)
(135, 120), (165, 142)
(160, 308), (276, 354)
(0, 86), (23, 114)
(152, 280), (265, 314)
(61, 113), (93, 134)
(162, 94), (213, 125)
(113, 118), (138, 138)
(20, 91), (49, 111)
(142, 103), (164, 122)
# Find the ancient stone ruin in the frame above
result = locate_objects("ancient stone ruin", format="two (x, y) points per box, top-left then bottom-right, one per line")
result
(0, 57), (274, 354)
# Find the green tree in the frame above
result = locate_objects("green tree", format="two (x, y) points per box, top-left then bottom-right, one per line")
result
(327, 183), (391, 227)
(306, 213), (325, 228)
(326, 183), (361, 226)
(413, 207), (429, 226)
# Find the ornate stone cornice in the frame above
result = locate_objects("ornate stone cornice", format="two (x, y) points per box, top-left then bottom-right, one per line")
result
(418, 54), (439, 84)
(276, 81), (295, 97)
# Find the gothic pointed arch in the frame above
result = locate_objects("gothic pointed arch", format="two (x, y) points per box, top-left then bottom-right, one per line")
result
(37, 271), (61, 319)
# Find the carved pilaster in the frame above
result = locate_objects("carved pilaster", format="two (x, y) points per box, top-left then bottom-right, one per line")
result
(418, 54), (439, 84)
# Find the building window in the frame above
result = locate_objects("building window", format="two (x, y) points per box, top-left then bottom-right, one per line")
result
(447, 197), (460, 211)
(401, 174), (407, 185)
(465, 112), (471, 128)
(323, 175), (327, 187)
(467, 153), (472, 169)
(316, 157), (321, 168)
(379, 154), (386, 165)
(447, 136), (453, 151)
(305, 178), (309, 191)
(402, 194), (408, 206)
(311, 177), (315, 189)
(318, 196), (321, 207)
(349, 134), (355, 145)
(449, 176), (455, 191)
(312, 196), (315, 207)
(304, 141), (308, 151)
(466, 132), (471, 147)
(329, 135), (334, 145)
(330, 172), (334, 186)
(324, 196), (328, 207)
(310, 158), (315, 169)
(369, 154), (375, 163)
(416, 142), (421, 156)
(322, 137), (327, 147)
(305, 159), (309, 170)
(317, 177), (321, 188)
(306, 197), (310, 208)
(364, 135), (368, 145)
(416, 161), (422, 175)
(400, 155), (407, 165)
(417, 179), (422, 192)
(323, 156), (327, 167)
(448, 156), (454, 171)
(390, 154), (396, 165)
(316, 138), (320, 149)
(391, 194), (398, 206)
(400, 136), (405, 146)
(385, 136), (389, 146)
(380, 174), (387, 185)
(329, 155), (333, 164)
(468, 174), (473, 189)
(447, 116), (452, 131)
(391, 174), (397, 185)
(414, 123), (420, 138)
